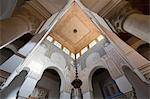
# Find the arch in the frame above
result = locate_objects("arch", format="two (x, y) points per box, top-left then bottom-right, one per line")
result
(122, 65), (149, 98)
(88, 66), (106, 91)
(30, 67), (63, 99)
(1, 70), (28, 99)
(44, 66), (65, 92)
(91, 68), (123, 99)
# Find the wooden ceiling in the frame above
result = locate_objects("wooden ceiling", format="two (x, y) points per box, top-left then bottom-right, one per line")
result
(50, 3), (102, 54)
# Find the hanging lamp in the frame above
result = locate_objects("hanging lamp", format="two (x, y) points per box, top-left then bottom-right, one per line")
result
(71, 56), (83, 99)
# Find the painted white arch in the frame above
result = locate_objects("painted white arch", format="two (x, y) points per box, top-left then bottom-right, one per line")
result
(43, 66), (66, 92)
(87, 65), (106, 92)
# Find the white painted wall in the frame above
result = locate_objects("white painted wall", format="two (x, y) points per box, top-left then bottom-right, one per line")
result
(83, 91), (93, 99)
(60, 92), (70, 99)
(115, 75), (132, 93)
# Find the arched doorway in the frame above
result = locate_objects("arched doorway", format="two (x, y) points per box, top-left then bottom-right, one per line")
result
(92, 68), (123, 99)
(29, 69), (61, 99)
(1, 70), (28, 99)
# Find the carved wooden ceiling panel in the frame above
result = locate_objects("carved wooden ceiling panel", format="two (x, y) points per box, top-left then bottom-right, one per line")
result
(50, 3), (102, 54)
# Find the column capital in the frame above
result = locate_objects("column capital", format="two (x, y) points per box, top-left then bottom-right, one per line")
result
(107, 0), (140, 33)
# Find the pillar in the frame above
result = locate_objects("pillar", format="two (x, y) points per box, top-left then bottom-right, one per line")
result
(0, 0), (49, 49)
(18, 76), (40, 98)
(109, 1), (150, 43)
(0, 16), (32, 48)
(123, 13), (150, 43)
(122, 66), (149, 99)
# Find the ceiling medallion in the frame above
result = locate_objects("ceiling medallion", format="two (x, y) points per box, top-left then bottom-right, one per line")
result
(73, 29), (78, 34)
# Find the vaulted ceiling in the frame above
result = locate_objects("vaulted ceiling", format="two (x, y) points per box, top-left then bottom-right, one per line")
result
(49, 3), (102, 54)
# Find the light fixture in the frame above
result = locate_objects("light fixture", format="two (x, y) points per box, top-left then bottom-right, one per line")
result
(71, 56), (83, 99)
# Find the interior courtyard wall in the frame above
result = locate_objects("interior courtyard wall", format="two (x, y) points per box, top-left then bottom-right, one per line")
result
(1, 1), (150, 99)
(1, 3), (75, 98)
(76, 11), (149, 99)
(78, 42), (133, 95)
(17, 39), (74, 97)
(0, 39), (75, 98)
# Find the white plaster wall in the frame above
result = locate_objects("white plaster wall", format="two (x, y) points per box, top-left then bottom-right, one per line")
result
(60, 92), (70, 99)
(115, 75), (132, 93)
(77, 38), (125, 93)
(51, 52), (66, 69)
(86, 52), (101, 68)
(0, 36), (74, 98)
(17, 39), (74, 94)
(83, 91), (93, 99)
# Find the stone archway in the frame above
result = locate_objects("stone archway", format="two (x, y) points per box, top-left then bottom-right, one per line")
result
(91, 68), (123, 99)
(88, 66), (105, 92)
(29, 68), (62, 99)
(122, 66), (149, 99)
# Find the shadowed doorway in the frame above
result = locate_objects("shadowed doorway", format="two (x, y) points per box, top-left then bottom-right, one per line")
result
(29, 69), (61, 99)
(92, 68), (123, 99)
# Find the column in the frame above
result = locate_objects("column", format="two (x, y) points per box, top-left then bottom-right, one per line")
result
(108, 1), (150, 43)
(18, 77), (39, 98)
(0, 0), (50, 49)
(123, 13), (150, 43)
(0, 16), (32, 48)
